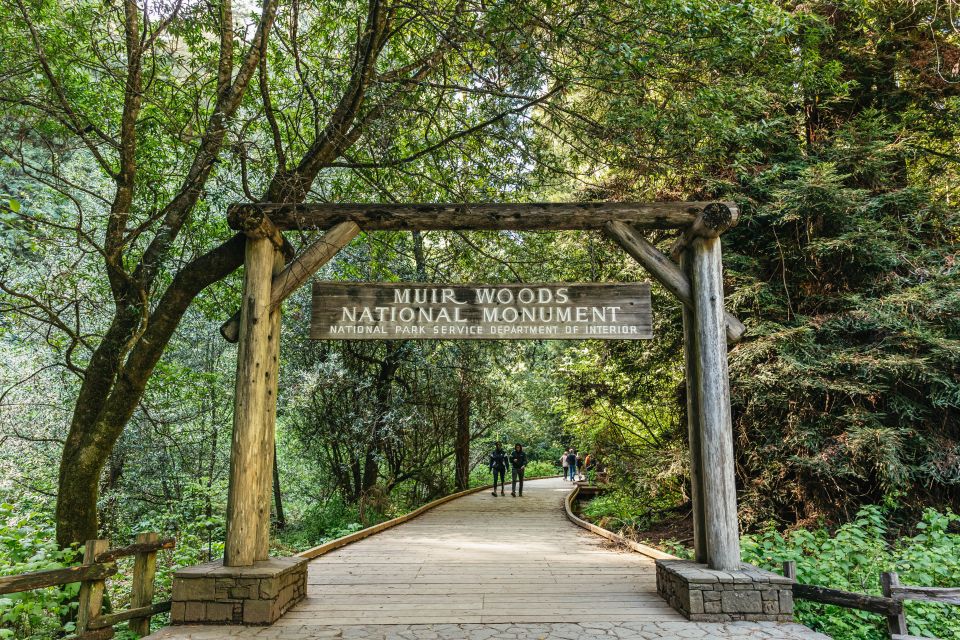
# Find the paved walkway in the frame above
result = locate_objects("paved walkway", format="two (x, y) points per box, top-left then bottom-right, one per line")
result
(151, 478), (827, 639)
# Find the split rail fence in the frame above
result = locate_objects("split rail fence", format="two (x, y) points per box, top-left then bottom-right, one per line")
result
(782, 561), (960, 640)
(0, 532), (175, 639)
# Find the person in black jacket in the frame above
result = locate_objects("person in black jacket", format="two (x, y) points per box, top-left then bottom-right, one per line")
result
(489, 442), (509, 496)
(510, 443), (527, 497)
(565, 449), (578, 482)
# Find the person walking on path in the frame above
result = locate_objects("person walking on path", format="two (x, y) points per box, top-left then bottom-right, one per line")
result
(489, 442), (509, 496)
(566, 449), (578, 482)
(576, 453), (585, 481)
(560, 450), (569, 480)
(510, 444), (527, 497)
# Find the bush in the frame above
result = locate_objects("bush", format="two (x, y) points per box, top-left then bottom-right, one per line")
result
(525, 460), (561, 478)
(0, 501), (80, 639)
(580, 491), (652, 533)
(276, 496), (368, 551)
(742, 506), (960, 640)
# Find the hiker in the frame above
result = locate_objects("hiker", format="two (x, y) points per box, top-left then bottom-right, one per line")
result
(576, 452), (585, 481)
(510, 443), (527, 497)
(489, 442), (509, 496)
(560, 449), (569, 480)
(565, 449), (578, 482)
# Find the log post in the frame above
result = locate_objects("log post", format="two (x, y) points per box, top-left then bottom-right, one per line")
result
(681, 249), (707, 565)
(670, 202), (739, 259)
(882, 571), (909, 636)
(128, 532), (158, 636)
(225, 234), (277, 567)
(76, 539), (110, 635)
(690, 236), (741, 571)
(255, 250), (284, 561)
(782, 560), (797, 581)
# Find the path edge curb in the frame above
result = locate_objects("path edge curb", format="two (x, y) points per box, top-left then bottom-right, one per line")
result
(297, 475), (561, 560)
(563, 483), (678, 561)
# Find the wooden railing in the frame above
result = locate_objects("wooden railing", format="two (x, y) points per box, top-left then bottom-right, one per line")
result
(0, 533), (175, 639)
(782, 561), (960, 640)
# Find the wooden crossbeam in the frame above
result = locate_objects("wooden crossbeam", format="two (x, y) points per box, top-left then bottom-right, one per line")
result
(220, 222), (360, 342)
(0, 563), (117, 595)
(94, 536), (174, 564)
(606, 221), (746, 344)
(670, 201), (740, 258)
(227, 201), (737, 232)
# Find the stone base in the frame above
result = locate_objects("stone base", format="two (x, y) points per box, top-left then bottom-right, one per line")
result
(171, 556), (309, 625)
(656, 559), (794, 622)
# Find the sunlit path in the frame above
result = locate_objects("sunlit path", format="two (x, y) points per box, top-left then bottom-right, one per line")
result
(286, 477), (673, 625)
(150, 478), (827, 639)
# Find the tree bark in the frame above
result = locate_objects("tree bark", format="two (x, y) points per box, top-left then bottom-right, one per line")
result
(455, 388), (471, 491)
(55, 235), (246, 547)
(51, 0), (279, 547)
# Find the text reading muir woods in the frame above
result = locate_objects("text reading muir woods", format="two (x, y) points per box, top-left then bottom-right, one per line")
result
(310, 283), (652, 340)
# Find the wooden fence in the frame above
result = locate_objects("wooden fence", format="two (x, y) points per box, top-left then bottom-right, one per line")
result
(782, 561), (960, 640)
(0, 532), (175, 639)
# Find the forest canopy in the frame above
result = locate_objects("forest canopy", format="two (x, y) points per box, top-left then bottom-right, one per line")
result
(0, 0), (958, 607)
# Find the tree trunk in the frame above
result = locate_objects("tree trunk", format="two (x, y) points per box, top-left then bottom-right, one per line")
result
(55, 235), (246, 547)
(455, 389), (471, 491)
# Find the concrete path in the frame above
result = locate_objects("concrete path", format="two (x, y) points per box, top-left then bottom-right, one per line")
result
(151, 478), (828, 639)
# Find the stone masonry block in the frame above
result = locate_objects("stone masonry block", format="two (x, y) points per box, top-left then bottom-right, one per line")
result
(205, 602), (236, 623)
(721, 590), (762, 614)
(243, 599), (275, 625)
(172, 556), (309, 626)
(259, 577), (280, 599)
(655, 559), (795, 623)
(172, 577), (216, 601)
(779, 589), (794, 614)
(184, 601), (205, 623)
(229, 586), (251, 599)
(689, 588), (704, 615)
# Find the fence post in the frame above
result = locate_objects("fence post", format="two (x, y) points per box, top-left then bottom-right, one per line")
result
(782, 560), (797, 581)
(128, 532), (159, 635)
(881, 571), (908, 637)
(75, 539), (110, 636)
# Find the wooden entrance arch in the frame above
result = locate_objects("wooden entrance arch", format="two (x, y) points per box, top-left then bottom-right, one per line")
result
(220, 201), (746, 572)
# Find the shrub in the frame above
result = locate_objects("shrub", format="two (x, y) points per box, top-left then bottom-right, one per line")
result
(742, 506), (960, 640)
(525, 460), (561, 478)
(0, 501), (80, 639)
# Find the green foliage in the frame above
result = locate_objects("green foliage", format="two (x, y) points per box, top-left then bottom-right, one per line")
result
(581, 491), (653, 533)
(0, 2), (958, 638)
(277, 496), (379, 552)
(743, 506), (960, 640)
(0, 501), (79, 639)
(727, 115), (960, 525)
(524, 461), (560, 478)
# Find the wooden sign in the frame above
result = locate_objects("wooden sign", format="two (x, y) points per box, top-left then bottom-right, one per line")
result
(310, 283), (652, 340)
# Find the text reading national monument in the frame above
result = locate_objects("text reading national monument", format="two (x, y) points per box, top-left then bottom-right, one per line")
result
(310, 283), (653, 340)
